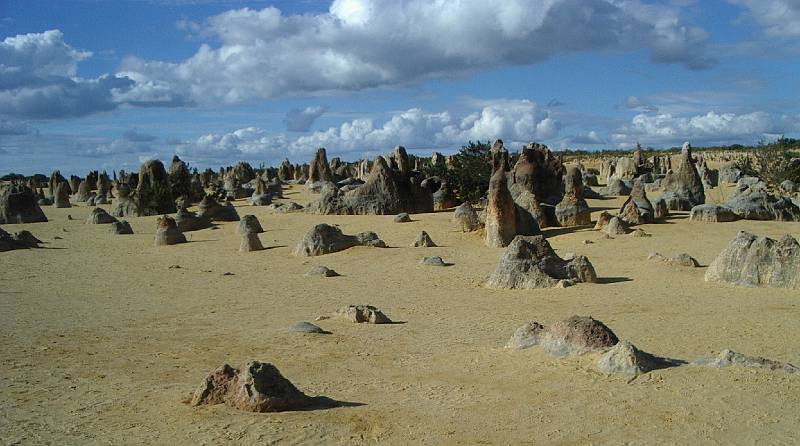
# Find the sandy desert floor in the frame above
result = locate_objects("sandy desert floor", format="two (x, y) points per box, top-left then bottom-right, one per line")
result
(1, 176), (799, 445)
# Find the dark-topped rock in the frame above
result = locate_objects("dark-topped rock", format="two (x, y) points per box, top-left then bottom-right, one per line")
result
(137, 159), (176, 216)
(653, 198), (669, 219)
(249, 177), (273, 206)
(86, 207), (118, 224)
(190, 361), (312, 412)
(335, 305), (392, 324)
(288, 322), (327, 333)
(705, 231), (800, 289)
(412, 231), (436, 247)
(486, 235), (597, 289)
(555, 166), (591, 227)
(293, 224), (386, 256)
(168, 155), (193, 202)
(109, 220), (134, 235)
(0, 185), (48, 224)
(74, 181), (92, 202)
(540, 315), (619, 357)
(689, 204), (738, 222)
(718, 163), (743, 184)
(660, 142), (705, 210)
(512, 189), (544, 234)
(154, 215), (187, 246)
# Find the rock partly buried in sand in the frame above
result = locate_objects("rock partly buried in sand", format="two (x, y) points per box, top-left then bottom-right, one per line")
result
(336, 305), (391, 324)
(704, 231), (800, 289)
(0, 185), (48, 224)
(288, 322), (328, 334)
(86, 207), (118, 224)
(486, 235), (597, 289)
(603, 216), (630, 236)
(648, 252), (699, 267)
(174, 207), (213, 232)
(596, 340), (661, 376)
(630, 228), (651, 238)
(505, 321), (546, 350)
(412, 231), (437, 247)
(109, 220), (134, 235)
(393, 212), (411, 223)
(0, 227), (42, 251)
(190, 361), (312, 412)
(689, 204), (738, 222)
(540, 315), (619, 357)
(293, 224), (386, 256)
(304, 265), (340, 277)
(694, 350), (798, 374)
(420, 256), (447, 266)
(237, 214), (264, 235)
(154, 215), (187, 246)
(452, 202), (482, 232)
(600, 178), (631, 196)
(198, 195), (240, 222)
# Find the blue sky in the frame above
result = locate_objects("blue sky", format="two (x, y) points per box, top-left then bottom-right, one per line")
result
(1, 0), (799, 175)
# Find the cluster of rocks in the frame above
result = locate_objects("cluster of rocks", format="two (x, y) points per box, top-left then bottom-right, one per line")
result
(486, 235), (597, 289)
(0, 227), (42, 251)
(293, 223), (386, 256)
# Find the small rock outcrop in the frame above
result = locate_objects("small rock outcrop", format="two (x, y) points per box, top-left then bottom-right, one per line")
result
(393, 212), (411, 223)
(694, 350), (798, 374)
(237, 215), (264, 235)
(603, 216), (630, 236)
(420, 256), (447, 266)
(293, 224), (386, 256)
(596, 341), (664, 376)
(190, 361), (313, 412)
(412, 231), (437, 247)
(540, 316), (619, 356)
(648, 252), (699, 267)
(86, 208), (117, 224)
(504, 321), (546, 350)
(335, 305), (391, 324)
(154, 215), (187, 246)
(304, 266), (340, 277)
(689, 204), (738, 222)
(53, 181), (72, 208)
(453, 202), (482, 232)
(109, 220), (134, 235)
(704, 231), (800, 289)
(175, 207), (213, 232)
(0, 227), (42, 251)
(486, 235), (597, 289)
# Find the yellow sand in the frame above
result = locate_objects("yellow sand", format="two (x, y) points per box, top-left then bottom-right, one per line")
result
(1, 179), (799, 445)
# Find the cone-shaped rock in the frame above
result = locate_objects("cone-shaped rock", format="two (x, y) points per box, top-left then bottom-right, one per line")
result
(0, 184), (48, 224)
(660, 142), (705, 210)
(412, 231), (437, 247)
(555, 166), (591, 227)
(293, 223), (386, 256)
(485, 149), (516, 248)
(154, 215), (187, 246)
